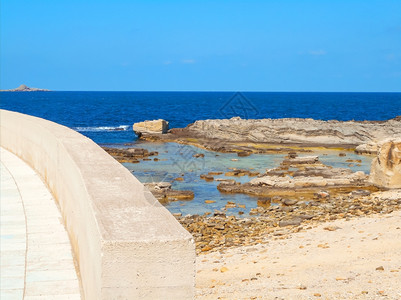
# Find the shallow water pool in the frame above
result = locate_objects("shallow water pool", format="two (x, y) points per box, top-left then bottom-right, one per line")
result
(123, 142), (373, 217)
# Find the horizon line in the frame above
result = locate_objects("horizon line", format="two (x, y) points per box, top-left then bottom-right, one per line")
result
(2, 90), (401, 93)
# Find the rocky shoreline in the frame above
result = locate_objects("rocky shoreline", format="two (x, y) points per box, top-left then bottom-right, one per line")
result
(136, 116), (401, 155)
(129, 119), (401, 257)
(102, 146), (197, 202)
(188, 139), (399, 254)
(195, 205), (401, 299)
(176, 189), (401, 255)
(174, 152), (397, 254)
(108, 119), (401, 256)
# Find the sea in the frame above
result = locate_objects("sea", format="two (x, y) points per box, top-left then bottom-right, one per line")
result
(1, 91), (400, 216)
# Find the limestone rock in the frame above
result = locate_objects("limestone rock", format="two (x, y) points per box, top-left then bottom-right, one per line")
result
(279, 218), (302, 227)
(133, 119), (169, 135)
(282, 156), (319, 165)
(355, 143), (379, 155)
(186, 117), (401, 146)
(102, 147), (157, 163)
(144, 182), (172, 191)
(249, 172), (367, 189)
(369, 138), (401, 188)
(282, 199), (298, 206)
(144, 182), (194, 203)
(250, 175), (295, 188)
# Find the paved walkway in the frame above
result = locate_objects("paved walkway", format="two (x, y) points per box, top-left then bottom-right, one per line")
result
(1, 148), (82, 299)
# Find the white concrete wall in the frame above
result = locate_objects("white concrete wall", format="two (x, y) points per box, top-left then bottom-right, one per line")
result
(0, 110), (195, 299)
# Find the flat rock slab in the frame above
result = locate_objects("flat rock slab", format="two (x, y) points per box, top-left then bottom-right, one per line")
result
(187, 117), (401, 146)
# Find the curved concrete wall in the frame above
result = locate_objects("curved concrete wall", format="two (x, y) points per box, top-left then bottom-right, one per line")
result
(0, 110), (195, 299)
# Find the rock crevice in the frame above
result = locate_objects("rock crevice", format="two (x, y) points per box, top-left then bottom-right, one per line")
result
(369, 138), (401, 188)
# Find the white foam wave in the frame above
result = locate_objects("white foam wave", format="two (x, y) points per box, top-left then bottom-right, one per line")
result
(73, 125), (130, 132)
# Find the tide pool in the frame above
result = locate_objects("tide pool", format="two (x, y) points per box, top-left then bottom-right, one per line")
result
(123, 142), (373, 217)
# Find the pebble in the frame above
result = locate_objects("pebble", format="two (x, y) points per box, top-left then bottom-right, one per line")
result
(324, 225), (341, 231)
(200, 174), (214, 181)
(282, 199), (298, 206)
(335, 277), (347, 281)
(279, 218), (302, 227)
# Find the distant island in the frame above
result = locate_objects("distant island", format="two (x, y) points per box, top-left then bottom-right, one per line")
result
(0, 84), (51, 92)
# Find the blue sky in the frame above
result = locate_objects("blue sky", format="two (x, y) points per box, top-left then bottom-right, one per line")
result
(1, 0), (400, 91)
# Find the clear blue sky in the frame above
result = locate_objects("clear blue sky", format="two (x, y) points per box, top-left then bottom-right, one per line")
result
(1, 0), (400, 91)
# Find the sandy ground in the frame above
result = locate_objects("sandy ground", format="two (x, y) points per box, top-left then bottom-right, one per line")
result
(196, 191), (401, 300)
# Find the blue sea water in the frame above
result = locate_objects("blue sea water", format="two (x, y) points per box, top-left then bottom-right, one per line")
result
(1, 91), (400, 145)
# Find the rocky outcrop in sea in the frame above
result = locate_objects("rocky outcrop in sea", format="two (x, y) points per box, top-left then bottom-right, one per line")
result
(189, 116), (401, 146)
(133, 119), (169, 136)
(102, 147), (158, 163)
(136, 116), (401, 154)
(144, 182), (194, 204)
(0, 84), (50, 92)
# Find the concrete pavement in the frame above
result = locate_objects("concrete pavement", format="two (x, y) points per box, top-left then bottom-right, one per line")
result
(1, 147), (82, 299)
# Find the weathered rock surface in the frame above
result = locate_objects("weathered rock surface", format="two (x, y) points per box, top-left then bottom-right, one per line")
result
(187, 117), (401, 146)
(102, 147), (158, 163)
(218, 155), (376, 200)
(0, 84), (50, 92)
(139, 116), (401, 152)
(224, 169), (260, 177)
(355, 142), (379, 155)
(282, 155), (319, 165)
(133, 119), (169, 135)
(250, 171), (367, 189)
(144, 181), (194, 204)
(369, 138), (401, 188)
